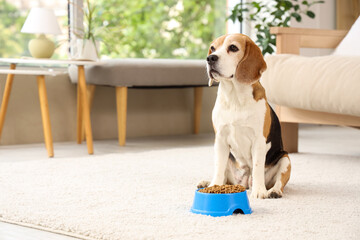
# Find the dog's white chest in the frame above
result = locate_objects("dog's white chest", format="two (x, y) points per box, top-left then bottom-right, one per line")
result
(212, 81), (266, 165)
(229, 125), (254, 161)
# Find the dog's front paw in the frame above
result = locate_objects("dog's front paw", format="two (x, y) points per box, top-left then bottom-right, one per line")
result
(267, 188), (283, 199)
(196, 180), (210, 189)
(250, 186), (268, 199)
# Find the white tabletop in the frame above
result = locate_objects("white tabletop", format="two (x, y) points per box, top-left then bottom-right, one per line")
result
(0, 57), (104, 66)
(0, 69), (67, 76)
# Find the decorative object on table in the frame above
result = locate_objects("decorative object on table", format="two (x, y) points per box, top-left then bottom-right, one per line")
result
(71, 0), (101, 61)
(228, 0), (324, 55)
(21, 7), (62, 58)
(71, 38), (99, 61)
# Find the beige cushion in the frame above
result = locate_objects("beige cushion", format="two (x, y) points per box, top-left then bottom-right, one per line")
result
(261, 54), (360, 117)
(69, 58), (208, 87)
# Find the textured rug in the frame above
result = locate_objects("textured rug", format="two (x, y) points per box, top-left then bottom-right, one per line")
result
(0, 143), (359, 240)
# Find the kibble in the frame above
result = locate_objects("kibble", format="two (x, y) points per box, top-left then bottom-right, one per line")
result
(199, 184), (246, 194)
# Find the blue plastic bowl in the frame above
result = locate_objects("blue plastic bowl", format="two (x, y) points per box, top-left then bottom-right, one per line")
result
(191, 189), (252, 217)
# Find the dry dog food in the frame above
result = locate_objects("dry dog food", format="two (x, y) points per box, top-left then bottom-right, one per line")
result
(199, 185), (246, 194)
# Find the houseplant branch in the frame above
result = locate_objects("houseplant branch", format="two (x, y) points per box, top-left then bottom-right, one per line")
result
(229, 0), (324, 55)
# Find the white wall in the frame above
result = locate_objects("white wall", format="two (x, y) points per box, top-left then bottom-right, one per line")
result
(291, 0), (336, 29)
(291, 0), (336, 56)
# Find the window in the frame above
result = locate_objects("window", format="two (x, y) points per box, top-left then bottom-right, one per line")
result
(0, 0), (227, 60)
(0, 0), (68, 58)
(71, 0), (227, 59)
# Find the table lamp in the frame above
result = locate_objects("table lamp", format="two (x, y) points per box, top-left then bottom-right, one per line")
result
(21, 8), (62, 58)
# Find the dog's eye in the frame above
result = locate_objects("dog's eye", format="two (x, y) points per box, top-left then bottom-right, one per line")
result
(210, 46), (215, 53)
(228, 45), (239, 52)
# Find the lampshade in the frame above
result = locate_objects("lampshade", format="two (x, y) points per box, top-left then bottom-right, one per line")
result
(21, 7), (62, 35)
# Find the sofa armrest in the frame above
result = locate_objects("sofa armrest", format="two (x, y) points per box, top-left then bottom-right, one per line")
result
(270, 27), (348, 54)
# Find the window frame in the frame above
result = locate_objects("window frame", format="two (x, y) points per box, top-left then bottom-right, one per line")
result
(68, 0), (83, 57)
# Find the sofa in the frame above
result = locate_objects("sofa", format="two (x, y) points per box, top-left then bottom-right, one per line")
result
(261, 21), (360, 153)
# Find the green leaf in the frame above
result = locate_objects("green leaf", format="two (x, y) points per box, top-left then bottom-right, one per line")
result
(269, 37), (276, 45)
(251, 2), (260, 9)
(266, 45), (274, 54)
(294, 4), (300, 11)
(291, 12), (302, 22)
(284, 1), (293, 9)
(261, 48), (267, 55)
(302, 1), (309, 5)
(306, 10), (315, 18)
(262, 38), (269, 49)
(271, 10), (284, 18)
(256, 34), (264, 40)
(264, 28), (271, 38)
(228, 12), (236, 22)
(312, 0), (325, 4)
(283, 16), (291, 26)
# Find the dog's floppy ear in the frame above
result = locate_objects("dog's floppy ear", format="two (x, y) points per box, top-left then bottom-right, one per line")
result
(208, 78), (214, 87)
(235, 39), (267, 83)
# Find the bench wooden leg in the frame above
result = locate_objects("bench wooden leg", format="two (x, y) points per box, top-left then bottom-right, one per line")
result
(194, 87), (203, 134)
(0, 63), (16, 140)
(116, 87), (127, 146)
(37, 75), (54, 157)
(81, 84), (96, 141)
(280, 122), (299, 153)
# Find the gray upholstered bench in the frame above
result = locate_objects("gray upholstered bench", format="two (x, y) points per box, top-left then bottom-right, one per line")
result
(69, 58), (208, 146)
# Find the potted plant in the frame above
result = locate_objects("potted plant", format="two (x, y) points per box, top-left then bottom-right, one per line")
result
(229, 0), (324, 55)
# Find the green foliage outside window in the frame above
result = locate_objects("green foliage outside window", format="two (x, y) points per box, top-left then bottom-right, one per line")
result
(92, 0), (226, 59)
(0, 0), (31, 57)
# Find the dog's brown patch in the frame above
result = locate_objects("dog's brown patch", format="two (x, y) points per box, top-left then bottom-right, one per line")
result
(208, 35), (227, 55)
(251, 81), (271, 140)
(263, 103), (271, 139)
(252, 81), (266, 101)
(280, 156), (291, 191)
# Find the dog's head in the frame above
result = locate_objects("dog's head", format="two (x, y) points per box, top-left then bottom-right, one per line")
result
(206, 34), (267, 86)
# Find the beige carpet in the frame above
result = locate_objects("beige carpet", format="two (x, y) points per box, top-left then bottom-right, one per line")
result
(0, 126), (359, 240)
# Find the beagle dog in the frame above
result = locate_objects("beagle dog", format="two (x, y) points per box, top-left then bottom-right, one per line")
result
(198, 34), (291, 199)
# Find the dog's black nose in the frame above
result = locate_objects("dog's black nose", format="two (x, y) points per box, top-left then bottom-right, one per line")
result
(207, 54), (218, 65)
